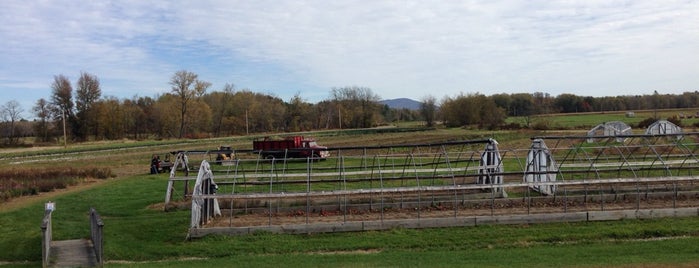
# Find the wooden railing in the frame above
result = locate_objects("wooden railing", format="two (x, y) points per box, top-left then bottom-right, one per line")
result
(89, 208), (104, 266)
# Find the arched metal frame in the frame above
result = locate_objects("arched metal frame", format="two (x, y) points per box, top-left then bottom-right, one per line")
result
(178, 133), (699, 237)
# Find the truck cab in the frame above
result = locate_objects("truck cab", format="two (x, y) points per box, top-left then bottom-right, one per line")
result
(302, 139), (330, 158)
(253, 136), (329, 159)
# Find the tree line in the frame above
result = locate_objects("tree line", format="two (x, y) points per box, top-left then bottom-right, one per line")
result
(2, 71), (397, 144)
(2, 70), (699, 145)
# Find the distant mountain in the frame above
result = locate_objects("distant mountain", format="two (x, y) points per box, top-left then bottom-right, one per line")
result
(380, 98), (422, 110)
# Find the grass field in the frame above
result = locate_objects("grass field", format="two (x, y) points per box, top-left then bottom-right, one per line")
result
(1, 124), (699, 267)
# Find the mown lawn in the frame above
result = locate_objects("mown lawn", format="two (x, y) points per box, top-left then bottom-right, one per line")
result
(1, 172), (698, 267)
(1, 127), (699, 267)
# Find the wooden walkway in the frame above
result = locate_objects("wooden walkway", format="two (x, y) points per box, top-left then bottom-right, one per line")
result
(50, 239), (98, 267)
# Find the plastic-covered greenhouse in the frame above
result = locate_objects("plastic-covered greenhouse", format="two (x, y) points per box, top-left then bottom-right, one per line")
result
(587, 121), (632, 142)
(645, 120), (682, 139)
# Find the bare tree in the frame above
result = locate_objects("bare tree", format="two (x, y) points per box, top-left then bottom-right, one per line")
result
(169, 70), (210, 138)
(420, 95), (437, 127)
(75, 72), (101, 140)
(1, 100), (24, 144)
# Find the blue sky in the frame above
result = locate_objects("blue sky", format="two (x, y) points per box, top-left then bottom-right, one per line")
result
(1, 1), (698, 119)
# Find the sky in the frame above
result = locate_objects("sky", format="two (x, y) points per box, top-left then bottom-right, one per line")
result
(1, 1), (698, 118)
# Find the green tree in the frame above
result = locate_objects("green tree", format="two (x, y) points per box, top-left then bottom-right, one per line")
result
(93, 97), (125, 140)
(331, 86), (381, 128)
(532, 92), (553, 115)
(50, 74), (74, 143)
(314, 100), (336, 129)
(554, 93), (582, 113)
(478, 95), (506, 130)
(154, 94), (179, 138)
(32, 98), (54, 142)
(420, 95), (437, 127)
(440, 93), (505, 129)
(286, 93), (312, 132)
(122, 98), (144, 140)
(208, 83), (234, 137)
(135, 96), (158, 138)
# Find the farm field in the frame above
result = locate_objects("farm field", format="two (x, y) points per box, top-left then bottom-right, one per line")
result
(508, 108), (699, 130)
(1, 122), (699, 267)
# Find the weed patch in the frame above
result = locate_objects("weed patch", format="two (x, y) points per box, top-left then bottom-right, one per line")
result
(0, 167), (114, 201)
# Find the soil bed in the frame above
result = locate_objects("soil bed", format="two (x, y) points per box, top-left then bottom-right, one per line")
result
(206, 188), (699, 228)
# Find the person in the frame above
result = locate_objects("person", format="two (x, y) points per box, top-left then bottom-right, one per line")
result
(150, 155), (159, 174)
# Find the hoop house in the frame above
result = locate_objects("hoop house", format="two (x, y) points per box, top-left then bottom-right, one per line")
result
(587, 121), (632, 143)
(645, 120), (682, 139)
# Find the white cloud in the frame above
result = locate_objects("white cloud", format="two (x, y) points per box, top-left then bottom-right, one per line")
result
(0, 0), (697, 112)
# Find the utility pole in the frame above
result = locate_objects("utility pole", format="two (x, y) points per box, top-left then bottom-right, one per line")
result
(62, 109), (67, 148)
(245, 109), (249, 135)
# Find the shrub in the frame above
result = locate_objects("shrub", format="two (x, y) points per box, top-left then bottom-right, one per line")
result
(501, 123), (523, 130)
(666, 115), (682, 127)
(636, 117), (656, 129)
(531, 121), (550, 130)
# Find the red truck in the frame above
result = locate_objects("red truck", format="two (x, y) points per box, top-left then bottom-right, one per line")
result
(253, 136), (329, 160)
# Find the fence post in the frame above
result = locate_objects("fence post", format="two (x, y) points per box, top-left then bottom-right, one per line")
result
(41, 202), (55, 268)
(90, 208), (104, 266)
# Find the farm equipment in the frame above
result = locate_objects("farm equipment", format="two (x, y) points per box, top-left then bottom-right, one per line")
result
(151, 153), (174, 174)
(214, 146), (235, 165)
(253, 136), (329, 159)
